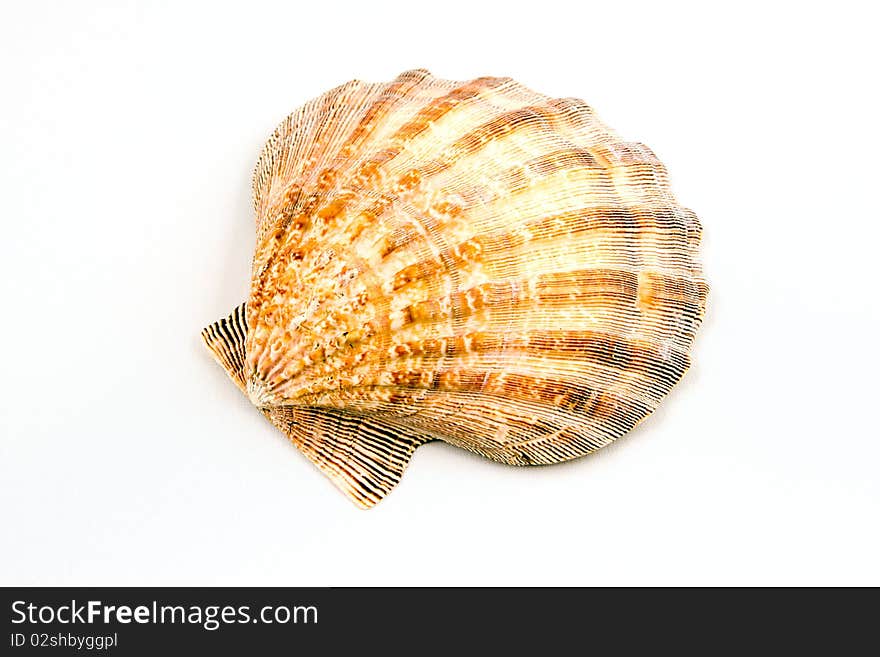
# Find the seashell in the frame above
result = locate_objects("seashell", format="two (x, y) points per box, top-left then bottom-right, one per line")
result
(201, 69), (708, 508)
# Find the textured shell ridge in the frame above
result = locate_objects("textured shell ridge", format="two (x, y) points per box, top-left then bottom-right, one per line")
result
(205, 69), (708, 507)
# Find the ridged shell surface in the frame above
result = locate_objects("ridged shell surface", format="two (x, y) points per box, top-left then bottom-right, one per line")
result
(204, 69), (708, 508)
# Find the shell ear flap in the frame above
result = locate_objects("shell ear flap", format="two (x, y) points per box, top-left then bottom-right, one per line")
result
(201, 303), (248, 392)
(201, 301), (432, 508)
(263, 407), (433, 509)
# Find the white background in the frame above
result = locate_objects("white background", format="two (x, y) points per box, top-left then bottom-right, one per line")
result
(2, 0), (878, 586)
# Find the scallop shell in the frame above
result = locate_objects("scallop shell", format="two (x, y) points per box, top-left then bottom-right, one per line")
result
(202, 69), (708, 508)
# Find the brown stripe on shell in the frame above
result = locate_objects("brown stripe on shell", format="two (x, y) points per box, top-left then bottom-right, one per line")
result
(274, 326), (691, 411)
